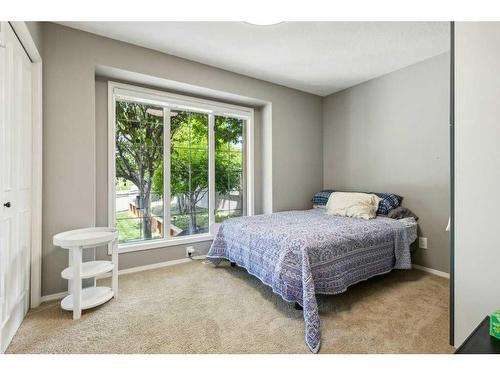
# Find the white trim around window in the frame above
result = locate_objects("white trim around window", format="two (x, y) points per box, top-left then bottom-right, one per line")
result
(108, 81), (254, 254)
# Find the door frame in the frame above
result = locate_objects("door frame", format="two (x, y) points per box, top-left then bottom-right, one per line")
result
(8, 22), (43, 309)
(449, 21), (455, 347)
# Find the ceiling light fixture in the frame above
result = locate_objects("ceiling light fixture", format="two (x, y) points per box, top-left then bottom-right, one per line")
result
(244, 20), (284, 26)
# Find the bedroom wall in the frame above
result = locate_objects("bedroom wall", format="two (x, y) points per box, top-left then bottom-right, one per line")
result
(41, 23), (323, 296)
(454, 22), (500, 346)
(322, 52), (450, 273)
(24, 21), (43, 55)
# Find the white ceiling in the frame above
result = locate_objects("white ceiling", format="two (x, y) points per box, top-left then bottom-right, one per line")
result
(59, 22), (450, 96)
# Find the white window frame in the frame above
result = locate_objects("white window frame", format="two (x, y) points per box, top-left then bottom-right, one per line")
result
(108, 81), (254, 254)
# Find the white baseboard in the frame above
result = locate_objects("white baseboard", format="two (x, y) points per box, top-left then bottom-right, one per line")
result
(412, 264), (450, 279)
(39, 256), (206, 303)
(40, 291), (68, 303)
(97, 257), (201, 279)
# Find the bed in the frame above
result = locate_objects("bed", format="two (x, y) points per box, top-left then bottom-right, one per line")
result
(207, 207), (417, 353)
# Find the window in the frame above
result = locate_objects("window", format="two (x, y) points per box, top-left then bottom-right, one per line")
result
(108, 82), (253, 252)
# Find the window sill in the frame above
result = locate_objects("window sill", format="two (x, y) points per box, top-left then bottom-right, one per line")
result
(115, 234), (215, 254)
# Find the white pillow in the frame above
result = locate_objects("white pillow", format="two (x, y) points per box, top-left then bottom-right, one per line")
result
(326, 192), (380, 220)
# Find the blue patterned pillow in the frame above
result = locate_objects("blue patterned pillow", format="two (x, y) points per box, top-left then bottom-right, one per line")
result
(311, 190), (334, 206)
(373, 193), (403, 215)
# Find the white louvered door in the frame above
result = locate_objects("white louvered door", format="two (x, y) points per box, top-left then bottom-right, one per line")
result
(0, 23), (32, 353)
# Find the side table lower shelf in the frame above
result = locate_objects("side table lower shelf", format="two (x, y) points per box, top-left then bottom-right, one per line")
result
(61, 260), (114, 280)
(61, 287), (114, 311)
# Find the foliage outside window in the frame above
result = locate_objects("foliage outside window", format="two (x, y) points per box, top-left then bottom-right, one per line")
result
(113, 93), (248, 245)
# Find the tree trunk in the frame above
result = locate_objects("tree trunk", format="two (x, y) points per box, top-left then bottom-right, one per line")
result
(189, 200), (197, 234)
(142, 189), (152, 239)
(178, 194), (187, 214)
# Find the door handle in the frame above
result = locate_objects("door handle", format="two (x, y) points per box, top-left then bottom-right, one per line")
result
(3, 202), (11, 208)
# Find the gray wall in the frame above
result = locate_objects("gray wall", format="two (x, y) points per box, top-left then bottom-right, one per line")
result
(454, 22), (500, 346)
(25, 21), (43, 55)
(42, 23), (323, 296)
(322, 52), (450, 273)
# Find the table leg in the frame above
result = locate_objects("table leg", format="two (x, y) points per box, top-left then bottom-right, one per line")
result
(71, 246), (82, 320)
(67, 248), (73, 294)
(111, 242), (118, 299)
(92, 248), (96, 287)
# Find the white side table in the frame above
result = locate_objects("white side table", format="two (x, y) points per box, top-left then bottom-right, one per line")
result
(53, 227), (118, 320)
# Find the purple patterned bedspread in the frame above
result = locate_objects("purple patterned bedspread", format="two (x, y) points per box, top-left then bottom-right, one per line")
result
(207, 208), (411, 353)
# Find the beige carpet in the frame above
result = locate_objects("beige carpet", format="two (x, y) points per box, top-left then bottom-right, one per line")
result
(7, 260), (454, 354)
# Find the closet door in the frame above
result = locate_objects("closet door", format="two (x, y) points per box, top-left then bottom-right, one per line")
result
(0, 23), (32, 353)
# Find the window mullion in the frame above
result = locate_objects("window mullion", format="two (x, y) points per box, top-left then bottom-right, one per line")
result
(242, 119), (247, 217)
(164, 107), (171, 240)
(246, 115), (254, 216)
(208, 113), (215, 233)
(108, 91), (117, 256)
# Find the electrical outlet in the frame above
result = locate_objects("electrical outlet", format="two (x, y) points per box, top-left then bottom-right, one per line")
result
(419, 237), (428, 249)
(186, 246), (196, 258)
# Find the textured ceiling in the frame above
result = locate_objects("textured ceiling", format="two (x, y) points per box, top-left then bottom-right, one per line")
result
(59, 22), (450, 96)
